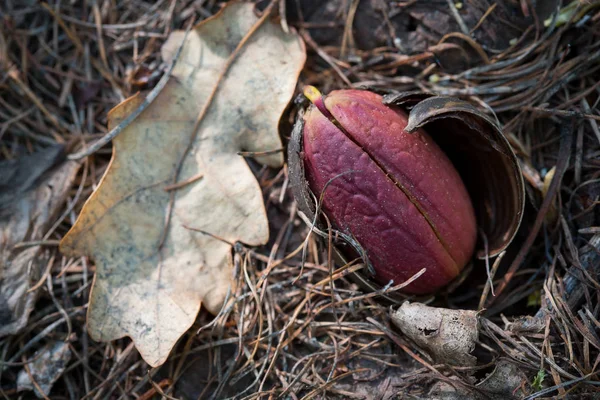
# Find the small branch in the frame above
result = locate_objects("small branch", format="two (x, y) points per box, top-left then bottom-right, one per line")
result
(67, 22), (193, 161)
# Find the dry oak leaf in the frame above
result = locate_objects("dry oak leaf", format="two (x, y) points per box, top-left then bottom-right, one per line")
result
(60, 2), (306, 367)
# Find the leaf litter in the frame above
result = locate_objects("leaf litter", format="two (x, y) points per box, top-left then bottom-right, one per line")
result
(0, 145), (79, 337)
(1, 0), (600, 399)
(16, 340), (72, 398)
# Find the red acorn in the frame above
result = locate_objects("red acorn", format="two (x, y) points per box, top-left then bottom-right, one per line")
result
(289, 87), (524, 297)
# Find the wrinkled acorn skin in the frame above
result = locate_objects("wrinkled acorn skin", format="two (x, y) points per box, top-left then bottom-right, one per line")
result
(302, 90), (477, 293)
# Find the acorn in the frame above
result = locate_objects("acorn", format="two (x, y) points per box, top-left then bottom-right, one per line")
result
(288, 87), (524, 300)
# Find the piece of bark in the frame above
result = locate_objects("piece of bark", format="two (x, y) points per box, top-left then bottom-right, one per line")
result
(391, 302), (479, 367)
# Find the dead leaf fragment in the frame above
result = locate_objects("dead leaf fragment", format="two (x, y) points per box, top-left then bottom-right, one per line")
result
(478, 359), (529, 397)
(17, 340), (72, 398)
(0, 144), (64, 217)
(391, 302), (478, 366)
(60, 3), (305, 367)
(0, 146), (79, 337)
(428, 359), (530, 400)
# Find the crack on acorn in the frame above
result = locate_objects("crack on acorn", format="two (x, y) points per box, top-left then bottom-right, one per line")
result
(305, 88), (461, 275)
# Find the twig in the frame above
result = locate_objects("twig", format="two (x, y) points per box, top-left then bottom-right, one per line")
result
(67, 21), (193, 161)
(446, 0), (469, 35)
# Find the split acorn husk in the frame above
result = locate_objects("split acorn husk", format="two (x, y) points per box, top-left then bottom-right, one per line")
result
(288, 88), (525, 303)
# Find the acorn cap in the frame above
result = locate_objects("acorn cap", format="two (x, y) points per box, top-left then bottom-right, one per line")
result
(382, 91), (525, 259)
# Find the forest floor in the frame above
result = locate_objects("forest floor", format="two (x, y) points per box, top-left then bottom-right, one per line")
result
(1, 0), (600, 399)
